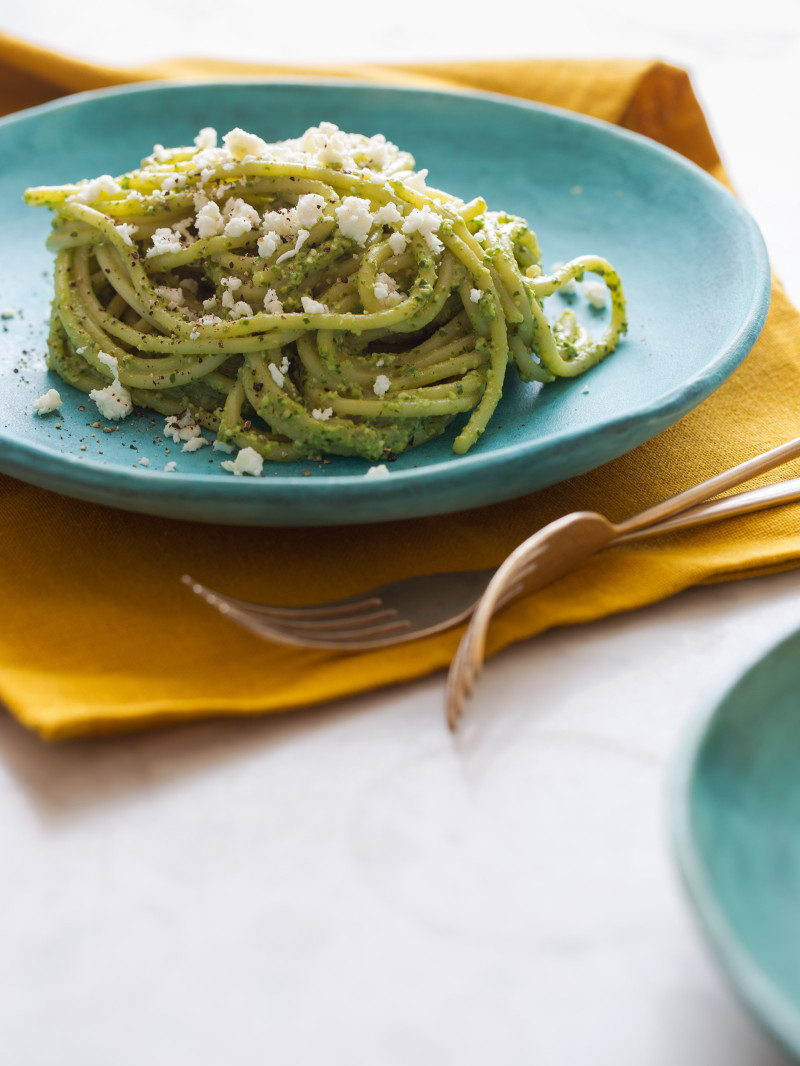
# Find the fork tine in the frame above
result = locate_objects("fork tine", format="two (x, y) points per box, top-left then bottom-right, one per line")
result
(205, 596), (413, 647)
(291, 620), (413, 642)
(183, 575), (417, 648)
(243, 598), (385, 620)
(264, 610), (401, 633)
(182, 575), (384, 620)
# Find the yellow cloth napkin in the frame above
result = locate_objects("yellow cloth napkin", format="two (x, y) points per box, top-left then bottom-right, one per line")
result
(1, 34), (799, 740)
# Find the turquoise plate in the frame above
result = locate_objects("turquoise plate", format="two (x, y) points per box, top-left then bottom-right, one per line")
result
(0, 81), (770, 526)
(673, 622), (800, 1057)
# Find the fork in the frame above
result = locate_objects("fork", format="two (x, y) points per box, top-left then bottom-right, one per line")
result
(445, 440), (800, 729)
(184, 436), (800, 657)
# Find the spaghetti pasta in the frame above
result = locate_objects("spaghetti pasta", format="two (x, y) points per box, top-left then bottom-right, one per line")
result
(24, 123), (627, 463)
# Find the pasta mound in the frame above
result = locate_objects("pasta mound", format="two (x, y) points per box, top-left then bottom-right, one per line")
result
(24, 123), (627, 463)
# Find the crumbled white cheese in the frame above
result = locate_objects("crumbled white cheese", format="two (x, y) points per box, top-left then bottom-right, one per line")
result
(364, 133), (391, 170)
(138, 456), (150, 467)
(223, 127), (269, 160)
(257, 232), (281, 258)
(155, 286), (185, 310)
(224, 216), (253, 238)
(373, 272), (404, 306)
(299, 122), (341, 160)
(469, 288), (481, 304)
(164, 461), (177, 473)
(115, 222), (138, 246)
(268, 362), (285, 387)
(387, 231), (407, 255)
(96, 350), (119, 374)
(189, 330), (200, 340)
(374, 202), (403, 225)
(262, 208), (298, 238)
(584, 280), (607, 308)
(221, 446), (264, 476)
(32, 388), (62, 415)
(335, 196), (374, 246)
(402, 206), (443, 254)
(265, 354), (290, 388)
(212, 439), (235, 453)
(228, 300), (253, 320)
(373, 374), (391, 398)
(403, 168), (429, 192)
(276, 228), (310, 264)
(192, 144), (228, 177)
(288, 228), (313, 261)
(194, 127), (218, 150)
(315, 128), (352, 167)
(294, 193), (327, 229)
(164, 409), (201, 443)
(195, 201), (224, 238)
(223, 197), (260, 237)
(309, 120), (338, 140)
(146, 227), (183, 257)
(301, 296), (328, 314)
(262, 289), (284, 314)
(311, 407), (333, 421)
(364, 463), (390, 478)
(161, 173), (188, 193)
(224, 197), (259, 223)
(89, 378), (133, 420)
(182, 435), (210, 453)
(74, 174), (122, 204)
(221, 276), (242, 292)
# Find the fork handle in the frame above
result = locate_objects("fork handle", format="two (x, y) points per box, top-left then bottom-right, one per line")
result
(615, 436), (800, 537)
(614, 476), (800, 543)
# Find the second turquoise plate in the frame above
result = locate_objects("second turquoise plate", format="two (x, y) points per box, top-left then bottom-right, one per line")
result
(673, 622), (800, 1058)
(0, 81), (770, 525)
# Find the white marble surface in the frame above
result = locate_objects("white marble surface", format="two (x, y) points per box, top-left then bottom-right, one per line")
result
(2, 4), (800, 1063)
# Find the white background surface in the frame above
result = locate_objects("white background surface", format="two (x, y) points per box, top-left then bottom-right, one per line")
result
(2, 3), (800, 1063)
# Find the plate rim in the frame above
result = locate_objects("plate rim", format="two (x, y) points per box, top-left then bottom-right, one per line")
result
(0, 78), (772, 524)
(671, 619), (800, 1057)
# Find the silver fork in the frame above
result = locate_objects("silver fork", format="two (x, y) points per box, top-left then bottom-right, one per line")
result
(183, 437), (800, 653)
